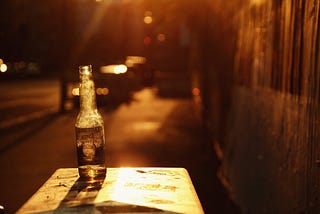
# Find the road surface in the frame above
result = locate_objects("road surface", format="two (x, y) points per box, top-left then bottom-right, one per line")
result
(0, 79), (60, 129)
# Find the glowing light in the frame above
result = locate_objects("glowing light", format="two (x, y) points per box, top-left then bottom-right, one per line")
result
(192, 88), (201, 96)
(144, 10), (153, 25)
(144, 16), (153, 24)
(144, 36), (151, 45)
(102, 88), (109, 95)
(0, 59), (3, 64)
(100, 65), (114, 74)
(96, 87), (109, 95)
(0, 64), (7, 73)
(157, 33), (166, 42)
(125, 56), (146, 67)
(100, 64), (127, 74)
(114, 64), (127, 74)
(72, 87), (80, 96)
(125, 59), (134, 67)
(97, 88), (103, 95)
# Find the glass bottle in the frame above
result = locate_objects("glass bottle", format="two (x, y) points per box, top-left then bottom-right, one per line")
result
(75, 65), (106, 185)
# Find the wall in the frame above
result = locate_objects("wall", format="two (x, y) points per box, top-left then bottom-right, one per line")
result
(195, 0), (319, 212)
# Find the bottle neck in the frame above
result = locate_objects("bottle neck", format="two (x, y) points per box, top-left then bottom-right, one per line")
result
(79, 66), (97, 113)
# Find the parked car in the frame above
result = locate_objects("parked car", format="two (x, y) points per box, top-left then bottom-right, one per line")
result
(125, 56), (154, 86)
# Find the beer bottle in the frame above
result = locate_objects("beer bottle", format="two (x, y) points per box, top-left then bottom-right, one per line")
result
(75, 65), (106, 185)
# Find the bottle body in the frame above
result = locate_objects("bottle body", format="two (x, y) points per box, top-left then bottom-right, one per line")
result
(75, 126), (106, 182)
(75, 65), (106, 184)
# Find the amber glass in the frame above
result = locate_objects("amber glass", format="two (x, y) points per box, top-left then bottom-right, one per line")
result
(75, 65), (106, 185)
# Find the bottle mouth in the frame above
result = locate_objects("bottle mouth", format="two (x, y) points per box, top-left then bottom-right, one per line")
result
(79, 65), (92, 75)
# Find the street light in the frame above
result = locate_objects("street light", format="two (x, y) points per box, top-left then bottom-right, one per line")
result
(144, 10), (153, 24)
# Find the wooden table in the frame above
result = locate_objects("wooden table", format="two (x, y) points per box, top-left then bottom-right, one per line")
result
(17, 168), (204, 213)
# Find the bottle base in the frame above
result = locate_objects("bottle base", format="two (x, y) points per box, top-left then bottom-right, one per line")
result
(78, 165), (106, 188)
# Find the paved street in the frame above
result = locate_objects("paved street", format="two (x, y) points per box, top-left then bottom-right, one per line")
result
(0, 79), (60, 129)
(0, 87), (239, 213)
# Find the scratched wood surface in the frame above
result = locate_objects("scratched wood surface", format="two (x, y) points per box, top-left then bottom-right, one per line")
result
(17, 168), (204, 214)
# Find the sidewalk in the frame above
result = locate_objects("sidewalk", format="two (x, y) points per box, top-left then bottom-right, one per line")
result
(0, 88), (239, 213)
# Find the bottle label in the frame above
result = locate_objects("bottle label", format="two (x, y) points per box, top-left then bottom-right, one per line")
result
(76, 126), (105, 161)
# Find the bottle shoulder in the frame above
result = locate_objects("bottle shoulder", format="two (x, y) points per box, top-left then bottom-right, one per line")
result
(75, 110), (104, 128)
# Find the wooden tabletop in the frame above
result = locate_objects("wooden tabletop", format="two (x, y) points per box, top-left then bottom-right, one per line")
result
(17, 167), (204, 214)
